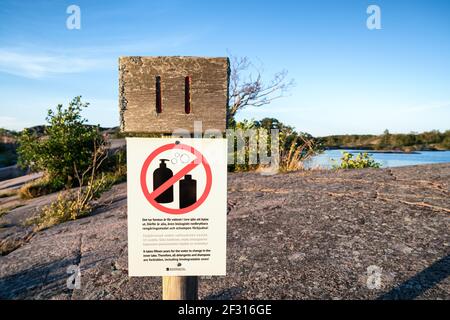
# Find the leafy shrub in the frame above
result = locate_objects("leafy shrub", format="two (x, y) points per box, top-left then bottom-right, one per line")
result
(30, 172), (117, 231)
(99, 149), (127, 179)
(18, 176), (62, 199)
(228, 117), (321, 172)
(17, 96), (103, 189)
(30, 192), (90, 231)
(228, 119), (259, 172)
(442, 136), (450, 149)
(28, 140), (126, 231)
(334, 152), (381, 169)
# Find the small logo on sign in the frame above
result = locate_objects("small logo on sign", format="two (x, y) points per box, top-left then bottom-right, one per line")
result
(166, 263), (186, 271)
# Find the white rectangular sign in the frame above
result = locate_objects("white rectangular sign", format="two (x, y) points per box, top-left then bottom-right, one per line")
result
(126, 138), (227, 276)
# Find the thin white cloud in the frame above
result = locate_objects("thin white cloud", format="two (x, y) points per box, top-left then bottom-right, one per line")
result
(70, 34), (197, 55)
(0, 48), (112, 78)
(395, 101), (450, 113)
(0, 116), (33, 131)
(0, 32), (198, 79)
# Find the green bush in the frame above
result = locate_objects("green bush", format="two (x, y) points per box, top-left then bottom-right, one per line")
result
(18, 176), (61, 199)
(17, 96), (103, 189)
(228, 119), (259, 172)
(442, 136), (450, 149)
(334, 152), (381, 169)
(227, 117), (322, 172)
(29, 169), (120, 231)
(29, 192), (91, 231)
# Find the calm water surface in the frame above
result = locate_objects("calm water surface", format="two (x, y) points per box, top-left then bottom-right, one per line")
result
(306, 150), (450, 169)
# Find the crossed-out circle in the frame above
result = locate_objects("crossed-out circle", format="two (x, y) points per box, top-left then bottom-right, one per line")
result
(140, 143), (212, 214)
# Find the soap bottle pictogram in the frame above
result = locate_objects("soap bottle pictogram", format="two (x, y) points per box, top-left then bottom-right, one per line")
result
(153, 159), (173, 203)
(179, 174), (197, 209)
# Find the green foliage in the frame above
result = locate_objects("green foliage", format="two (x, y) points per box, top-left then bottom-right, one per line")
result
(29, 169), (119, 232)
(442, 135), (450, 149)
(228, 117), (322, 172)
(17, 96), (103, 189)
(228, 119), (259, 172)
(0, 128), (19, 137)
(25, 145), (126, 231)
(100, 149), (127, 179)
(279, 137), (316, 172)
(256, 118), (322, 171)
(29, 192), (91, 231)
(320, 130), (450, 151)
(18, 176), (61, 199)
(334, 152), (381, 169)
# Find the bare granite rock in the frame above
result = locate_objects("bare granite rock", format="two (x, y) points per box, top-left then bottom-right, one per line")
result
(0, 163), (449, 300)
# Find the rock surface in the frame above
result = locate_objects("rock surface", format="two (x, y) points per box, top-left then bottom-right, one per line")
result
(0, 164), (449, 300)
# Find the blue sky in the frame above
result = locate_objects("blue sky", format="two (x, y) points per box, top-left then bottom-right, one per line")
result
(0, 0), (449, 136)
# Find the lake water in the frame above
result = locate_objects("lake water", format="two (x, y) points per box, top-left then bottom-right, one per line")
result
(305, 149), (450, 169)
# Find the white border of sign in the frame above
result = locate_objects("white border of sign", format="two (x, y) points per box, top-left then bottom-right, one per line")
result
(127, 138), (227, 276)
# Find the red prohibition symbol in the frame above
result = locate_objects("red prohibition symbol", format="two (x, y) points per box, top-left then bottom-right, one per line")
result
(140, 143), (212, 214)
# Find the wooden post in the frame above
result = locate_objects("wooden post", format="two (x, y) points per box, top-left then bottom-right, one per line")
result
(120, 56), (228, 302)
(162, 276), (198, 300)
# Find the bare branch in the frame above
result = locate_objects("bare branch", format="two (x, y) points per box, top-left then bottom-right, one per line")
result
(228, 55), (295, 123)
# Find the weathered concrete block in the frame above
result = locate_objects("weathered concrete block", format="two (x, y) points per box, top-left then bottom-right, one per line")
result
(119, 56), (229, 133)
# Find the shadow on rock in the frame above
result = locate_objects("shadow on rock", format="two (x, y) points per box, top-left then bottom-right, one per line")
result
(204, 286), (244, 300)
(377, 254), (450, 300)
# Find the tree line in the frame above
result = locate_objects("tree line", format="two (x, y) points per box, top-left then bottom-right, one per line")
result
(319, 129), (450, 151)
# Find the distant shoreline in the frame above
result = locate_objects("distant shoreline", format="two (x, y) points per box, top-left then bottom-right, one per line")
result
(324, 148), (447, 154)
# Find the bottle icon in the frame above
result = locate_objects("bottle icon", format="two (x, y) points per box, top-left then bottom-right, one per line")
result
(179, 175), (197, 209)
(153, 159), (173, 203)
